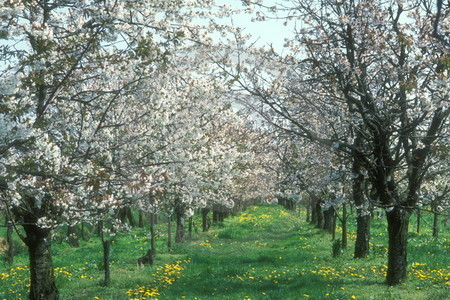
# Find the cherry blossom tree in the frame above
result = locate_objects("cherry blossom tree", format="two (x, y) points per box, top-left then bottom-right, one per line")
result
(0, 1), (249, 298)
(419, 137), (450, 237)
(224, 0), (449, 285)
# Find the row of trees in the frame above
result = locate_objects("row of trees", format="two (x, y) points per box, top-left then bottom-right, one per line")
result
(226, 0), (449, 286)
(0, 1), (279, 299)
(0, 0), (448, 299)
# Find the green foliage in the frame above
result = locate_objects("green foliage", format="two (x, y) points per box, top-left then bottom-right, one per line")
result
(0, 205), (449, 299)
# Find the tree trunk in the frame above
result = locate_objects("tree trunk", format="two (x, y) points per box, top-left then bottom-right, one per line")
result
(315, 201), (324, 229)
(23, 224), (58, 300)
(331, 213), (336, 241)
(352, 155), (370, 258)
(67, 225), (79, 247)
(201, 208), (210, 232)
(81, 222), (86, 241)
(311, 200), (318, 225)
(118, 207), (127, 224)
(150, 213), (156, 254)
(341, 203), (347, 249)
(220, 211), (224, 222)
(354, 214), (370, 258)
(126, 207), (135, 227)
(138, 210), (145, 228)
(323, 208), (334, 233)
(5, 216), (15, 265)
(102, 239), (111, 287)
(386, 207), (410, 285)
(188, 216), (193, 238)
(175, 205), (185, 243)
(306, 203), (310, 222)
(432, 206), (439, 237)
(212, 210), (219, 223)
(416, 209), (421, 234)
(167, 214), (172, 251)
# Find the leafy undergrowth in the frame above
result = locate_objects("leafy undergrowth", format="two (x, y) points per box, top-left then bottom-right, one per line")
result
(0, 204), (449, 299)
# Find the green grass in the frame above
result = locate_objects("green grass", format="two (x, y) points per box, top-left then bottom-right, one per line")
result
(1, 204), (449, 299)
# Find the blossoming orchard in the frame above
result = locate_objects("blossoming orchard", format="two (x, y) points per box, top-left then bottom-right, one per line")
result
(0, 1), (448, 299)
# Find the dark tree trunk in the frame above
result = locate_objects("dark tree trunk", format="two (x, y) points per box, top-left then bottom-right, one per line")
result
(432, 206), (439, 237)
(331, 213), (336, 241)
(138, 210), (145, 228)
(315, 201), (324, 229)
(118, 207), (126, 224)
(306, 203), (310, 222)
(23, 224), (58, 300)
(219, 212), (227, 222)
(67, 225), (79, 248)
(323, 208), (334, 233)
(311, 200), (318, 225)
(278, 197), (286, 209)
(175, 206), (185, 243)
(150, 213), (156, 254)
(98, 220), (111, 287)
(5, 216), (15, 265)
(188, 216), (193, 238)
(352, 154), (370, 258)
(354, 214), (370, 258)
(341, 203), (347, 249)
(126, 207), (135, 227)
(102, 239), (111, 287)
(416, 209), (421, 234)
(386, 207), (410, 285)
(212, 210), (219, 223)
(96, 223), (102, 237)
(118, 207), (135, 226)
(201, 208), (210, 232)
(81, 222), (86, 241)
(167, 214), (172, 251)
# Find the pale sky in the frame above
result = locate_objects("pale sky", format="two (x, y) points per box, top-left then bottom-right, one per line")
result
(219, 0), (295, 51)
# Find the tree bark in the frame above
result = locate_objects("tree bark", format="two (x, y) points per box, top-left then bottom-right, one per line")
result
(331, 213), (336, 241)
(67, 225), (79, 247)
(416, 209), (421, 234)
(432, 205), (439, 237)
(386, 207), (410, 285)
(5, 216), (15, 265)
(354, 214), (370, 258)
(81, 222), (86, 241)
(167, 214), (172, 252)
(126, 207), (135, 227)
(311, 199), (318, 225)
(102, 239), (111, 287)
(23, 224), (58, 300)
(341, 203), (347, 249)
(117, 207), (135, 226)
(188, 216), (193, 238)
(150, 212), (156, 254)
(138, 210), (145, 228)
(201, 208), (210, 232)
(306, 203), (310, 222)
(175, 204), (185, 243)
(352, 151), (370, 258)
(212, 210), (219, 223)
(315, 201), (324, 229)
(323, 208), (334, 233)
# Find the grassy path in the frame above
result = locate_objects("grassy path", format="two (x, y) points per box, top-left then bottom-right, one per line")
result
(1, 204), (449, 299)
(158, 205), (449, 300)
